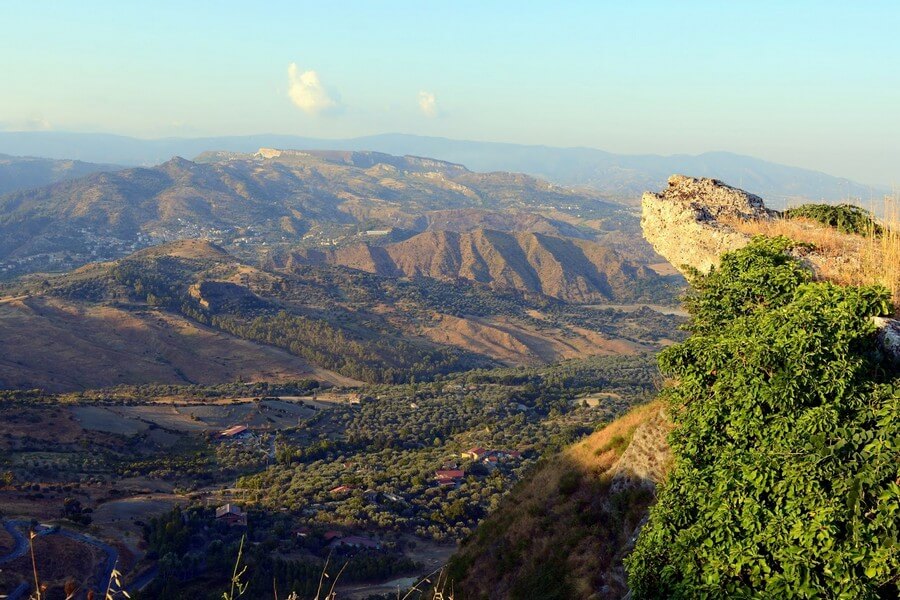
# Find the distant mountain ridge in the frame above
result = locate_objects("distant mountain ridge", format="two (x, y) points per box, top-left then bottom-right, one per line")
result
(0, 152), (123, 195)
(0, 131), (884, 205)
(0, 149), (627, 277)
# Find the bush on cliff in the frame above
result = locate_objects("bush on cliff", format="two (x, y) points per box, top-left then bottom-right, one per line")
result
(783, 203), (883, 236)
(626, 236), (900, 598)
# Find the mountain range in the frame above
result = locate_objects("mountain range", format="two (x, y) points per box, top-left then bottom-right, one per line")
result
(0, 131), (885, 204)
(0, 152), (121, 195)
(0, 237), (683, 391)
(0, 148), (646, 279)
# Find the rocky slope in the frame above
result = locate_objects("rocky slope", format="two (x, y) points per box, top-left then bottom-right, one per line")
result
(449, 402), (671, 600)
(278, 229), (670, 304)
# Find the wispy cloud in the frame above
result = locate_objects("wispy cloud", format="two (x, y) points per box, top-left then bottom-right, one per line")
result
(287, 63), (340, 115)
(418, 91), (439, 118)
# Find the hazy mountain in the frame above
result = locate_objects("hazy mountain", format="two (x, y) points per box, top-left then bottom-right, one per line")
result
(0, 152), (122, 195)
(0, 149), (630, 277)
(280, 228), (667, 303)
(0, 131), (884, 205)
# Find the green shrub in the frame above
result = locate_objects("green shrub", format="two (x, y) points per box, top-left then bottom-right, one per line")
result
(783, 203), (883, 236)
(626, 237), (899, 598)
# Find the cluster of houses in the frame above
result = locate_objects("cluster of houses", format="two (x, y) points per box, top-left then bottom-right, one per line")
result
(322, 530), (382, 550)
(215, 503), (382, 552)
(460, 447), (522, 468)
(433, 447), (523, 487)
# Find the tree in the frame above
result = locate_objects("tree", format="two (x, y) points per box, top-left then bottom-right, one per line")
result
(626, 238), (900, 598)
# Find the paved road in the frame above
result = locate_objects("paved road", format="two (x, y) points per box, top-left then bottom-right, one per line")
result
(0, 521), (118, 599)
(0, 520), (28, 565)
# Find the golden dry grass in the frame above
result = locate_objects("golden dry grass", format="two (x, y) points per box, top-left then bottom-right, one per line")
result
(453, 400), (667, 599)
(727, 196), (900, 315)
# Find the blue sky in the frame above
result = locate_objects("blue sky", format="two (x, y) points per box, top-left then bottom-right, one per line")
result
(1, 1), (898, 184)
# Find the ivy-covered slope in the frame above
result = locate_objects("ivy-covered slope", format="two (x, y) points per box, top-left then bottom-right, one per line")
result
(627, 237), (900, 598)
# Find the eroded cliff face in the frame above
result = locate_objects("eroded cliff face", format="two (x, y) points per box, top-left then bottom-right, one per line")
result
(610, 408), (671, 494)
(640, 174), (773, 275)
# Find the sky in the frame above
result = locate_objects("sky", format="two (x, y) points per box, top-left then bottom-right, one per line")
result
(1, 1), (898, 185)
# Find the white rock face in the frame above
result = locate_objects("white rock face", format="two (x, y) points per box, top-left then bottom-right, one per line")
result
(641, 174), (900, 366)
(641, 174), (772, 275)
(610, 409), (671, 494)
(874, 317), (900, 367)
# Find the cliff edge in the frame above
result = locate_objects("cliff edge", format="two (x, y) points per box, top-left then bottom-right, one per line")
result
(642, 174), (899, 366)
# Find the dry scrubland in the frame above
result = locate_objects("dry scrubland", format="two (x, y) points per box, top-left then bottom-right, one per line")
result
(449, 401), (669, 599)
(728, 196), (900, 314)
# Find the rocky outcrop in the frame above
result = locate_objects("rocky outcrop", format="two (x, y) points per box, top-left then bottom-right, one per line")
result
(641, 174), (773, 275)
(874, 317), (900, 367)
(610, 408), (671, 494)
(642, 174), (900, 365)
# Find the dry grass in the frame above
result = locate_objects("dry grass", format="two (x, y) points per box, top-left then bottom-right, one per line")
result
(726, 196), (900, 315)
(451, 400), (668, 599)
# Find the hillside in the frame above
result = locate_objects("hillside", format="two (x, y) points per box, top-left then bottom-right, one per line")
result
(0, 153), (122, 195)
(0, 148), (638, 278)
(451, 176), (900, 599)
(0, 131), (885, 203)
(449, 401), (670, 600)
(0, 240), (685, 391)
(0, 295), (354, 391)
(281, 229), (668, 303)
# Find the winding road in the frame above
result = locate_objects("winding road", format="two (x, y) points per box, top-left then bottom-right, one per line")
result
(0, 520), (118, 600)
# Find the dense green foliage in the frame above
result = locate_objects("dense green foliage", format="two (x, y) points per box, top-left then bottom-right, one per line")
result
(138, 506), (418, 600)
(235, 354), (658, 542)
(626, 237), (900, 598)
(783, 203), (883, 236)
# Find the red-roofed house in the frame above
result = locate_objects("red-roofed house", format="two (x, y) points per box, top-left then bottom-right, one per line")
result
(219, 425), (250, 439)
(330, 485), (354, 495)
(323, 530), (344, 541)
(461, 447), (488, 460)
(435, 469), (465, 487)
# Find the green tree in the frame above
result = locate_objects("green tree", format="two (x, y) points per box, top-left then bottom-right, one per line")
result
(627, 237), (900, 598)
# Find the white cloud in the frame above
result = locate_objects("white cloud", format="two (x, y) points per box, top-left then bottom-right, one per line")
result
(287, 63), (339, 115)
(418, 91), (439, 118)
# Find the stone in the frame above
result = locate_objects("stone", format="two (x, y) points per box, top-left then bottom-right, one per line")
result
(640, 174), (772, 276)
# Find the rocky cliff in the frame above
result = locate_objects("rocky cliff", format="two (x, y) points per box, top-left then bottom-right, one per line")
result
(641, 174), (772, 275)
(642, 174), (899, 366)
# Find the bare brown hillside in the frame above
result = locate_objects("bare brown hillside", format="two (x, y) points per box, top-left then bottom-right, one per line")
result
(284, 229), (667, 303)
(0, 295), (356, 391)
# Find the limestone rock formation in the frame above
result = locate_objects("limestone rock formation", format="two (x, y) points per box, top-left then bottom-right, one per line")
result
(874, 317), (900, 367)
(610, 408), (671, 493)
(641, 174), (773, 275)
(641, 174), (900, 365)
